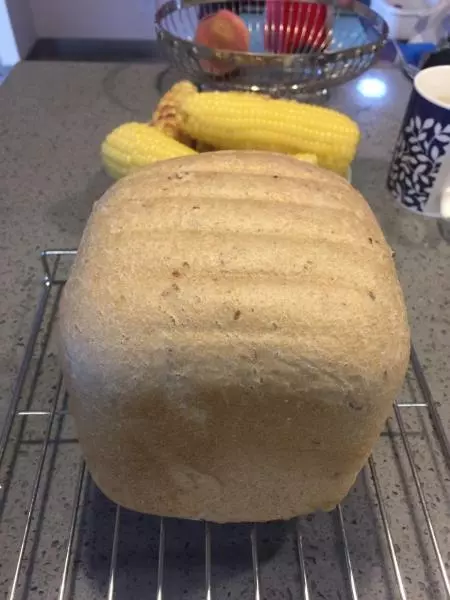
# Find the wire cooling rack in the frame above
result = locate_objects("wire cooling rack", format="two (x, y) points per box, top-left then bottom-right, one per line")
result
(0, 249), (449, 600)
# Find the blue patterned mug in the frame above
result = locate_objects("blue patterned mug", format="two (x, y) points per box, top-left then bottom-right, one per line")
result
(387, 65), (450, 218)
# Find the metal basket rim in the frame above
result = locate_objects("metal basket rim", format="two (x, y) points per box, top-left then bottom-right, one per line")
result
(154, 0), (389, 67)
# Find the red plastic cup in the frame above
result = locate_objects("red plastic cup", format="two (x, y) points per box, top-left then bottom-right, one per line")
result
(264, 0), (328, 54)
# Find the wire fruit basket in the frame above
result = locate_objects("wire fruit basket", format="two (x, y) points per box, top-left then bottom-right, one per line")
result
(155, 0), (389, 96)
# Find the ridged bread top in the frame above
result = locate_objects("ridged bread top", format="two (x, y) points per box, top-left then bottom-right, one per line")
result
(59, 151), (410, 520)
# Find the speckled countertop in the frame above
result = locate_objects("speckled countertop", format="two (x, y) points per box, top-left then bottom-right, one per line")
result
(0, 61), (449, 600)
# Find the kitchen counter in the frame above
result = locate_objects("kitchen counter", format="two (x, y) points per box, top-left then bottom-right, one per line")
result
(0, 61), (449, 600)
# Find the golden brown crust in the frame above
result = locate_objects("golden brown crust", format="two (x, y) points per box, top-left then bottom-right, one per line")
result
(59, 150), (410, 522)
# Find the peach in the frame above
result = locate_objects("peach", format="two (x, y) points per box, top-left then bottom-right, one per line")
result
(195, 9), (250, 75)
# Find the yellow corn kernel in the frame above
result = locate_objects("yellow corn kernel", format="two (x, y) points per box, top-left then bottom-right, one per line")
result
(181, 92), (360, 175)
(293, 153), (318, 165)
(151, 80), (198, 146)
(101, 122), (197, 179)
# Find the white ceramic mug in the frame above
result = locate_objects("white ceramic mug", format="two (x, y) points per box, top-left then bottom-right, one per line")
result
(387, 65), (450, 218)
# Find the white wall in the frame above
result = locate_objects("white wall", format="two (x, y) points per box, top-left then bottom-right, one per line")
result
(5, 0), (36, 58)
(29, 0), (157, 40)
(1, 0), (157, 64)
(0, 0), (20, 64)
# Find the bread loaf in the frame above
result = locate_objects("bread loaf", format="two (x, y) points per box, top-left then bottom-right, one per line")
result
(59, 150), (410, 522)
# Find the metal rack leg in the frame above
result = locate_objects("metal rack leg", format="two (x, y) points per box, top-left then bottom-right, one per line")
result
(394, 404), (450, 597)
(58, 461), (86, 600)
(40, 250), (76, 284)
(410, 345), (450, 469)
(296, 520), (311, 600)
(336, 505), (359, 600)
(205, 522), (212, 600)
(251, 525), (261, 600)
(367, 457), (407, 600)
(156, 518), (165, 600)
(0, 283), (51, 472)
(7, 376), (64, 600)
(0, 254), (63, 476)
(107, 504), (121, 600)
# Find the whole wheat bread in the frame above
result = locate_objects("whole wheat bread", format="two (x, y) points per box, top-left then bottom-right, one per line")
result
(59, 151), (410, 522)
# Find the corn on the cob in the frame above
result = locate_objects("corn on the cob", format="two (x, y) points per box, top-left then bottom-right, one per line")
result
(151, 80), (198, 146)
(293, 153), (318, 165)
(181, 92), (360, 175)
(101, 122), (197, 180)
